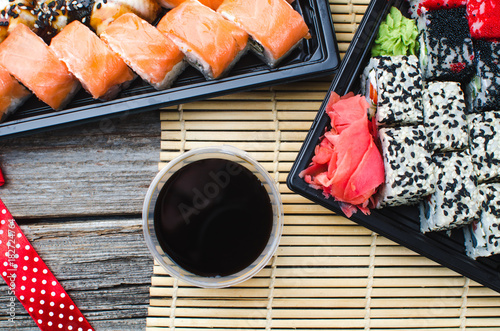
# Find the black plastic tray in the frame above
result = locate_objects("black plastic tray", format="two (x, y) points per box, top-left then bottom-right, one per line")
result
(287, 0), (500, 293)
(0, 0), (339, 139)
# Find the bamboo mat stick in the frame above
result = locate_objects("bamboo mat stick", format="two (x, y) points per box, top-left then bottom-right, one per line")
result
(153, 265), (372, 278)
(334, 23), (362, 32)
(179, 100), (274, 110)
(283, 215), (354, 224)
(282, 225), (372, 236)
(272, 81), (332, 91)
(158, 297), (483, 309)
(275, 245), (418, 256)
(160, 141), (305, 152)
(150, 276), (478, 290)
(331, 0), (371, 5)
(161, 111), (275, 121)
(161, 111), (319, 123)
(330, 5), (369, 14)
(148, 297), (481, 309)
(279, 235), (374, 246)
(148, 317), (500, 329)
(150, 287), (369, 298)
(274, 91), (329, 100)
(372, 267), (461, 278)
(282, 204), (335, 214)
(280, 194), (323, 203)
(152, 276), (370, 288)
(276, 101), (323, 110)
(277, 111), (318, 120)
(149, 285), (489, 300)
(148, 307), (436, 319)
(215, 268), (467, 282)
(161, 120), (317, 131)
(209, 91), (274, 100)
(337, 32), (363, 42)
(159, 151), (299, 162)
(163, 131), (282, 141)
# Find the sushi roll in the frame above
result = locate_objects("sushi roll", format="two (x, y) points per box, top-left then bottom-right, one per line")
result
(468, 111), (500, 184)
(418, 7), (474, 83)
(0, 23), (80, 110)
(101, 13), (187, 90)
(90, 0), (161, 36)
(466, 40), (500, 113)
(467, 0), (500, 40)
(157, 0), (249, 80)
(0, 65), (31, 123)
(0, 0), (93, 43)
(361, 55), (424, 127)
(463, 183), (499, 259)
(217, 0), (310, 68)
(423, 81), (468, 152)
(376, 125), (435, 208)
(419, 150), (480, 233)
(50, 20), (136, 101)
(31, 0), (93, 41)
(158, 0), (223, 10)
(0, 0), (38, 43)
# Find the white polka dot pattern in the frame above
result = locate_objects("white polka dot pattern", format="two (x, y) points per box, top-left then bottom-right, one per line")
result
(0, 200), (94, 331)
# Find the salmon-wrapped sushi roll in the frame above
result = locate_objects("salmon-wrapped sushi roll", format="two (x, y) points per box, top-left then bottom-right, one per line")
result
(0, 65), (31, 123)
(90, 0), (162, 35)
(101, 13), (187, 90)
(0, 24), (80, 110)
(157, 0), (248, 80)
(157, 0), (223, 10)
(217, 0), (310, 68)
(50, 20), (135, 101)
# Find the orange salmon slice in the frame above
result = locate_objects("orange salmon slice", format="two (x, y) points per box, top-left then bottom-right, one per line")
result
(157, 0), (223, 10)
(0, 64), (31, 122)
(157, 0), (248, 80)
(0, 24), (79, 110)
(101, 13), (185, 90)
(217, 0), (309, 65)
(50, 20), (135, 101)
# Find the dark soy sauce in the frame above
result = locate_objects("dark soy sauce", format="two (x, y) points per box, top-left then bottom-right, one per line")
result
(154, 158), (273, 277)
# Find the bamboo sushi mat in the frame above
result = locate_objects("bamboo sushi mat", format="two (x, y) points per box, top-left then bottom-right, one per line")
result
(148, 1), (500, 330)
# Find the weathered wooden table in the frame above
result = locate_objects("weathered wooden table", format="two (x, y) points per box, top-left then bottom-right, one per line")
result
(0, 111), (160, 330)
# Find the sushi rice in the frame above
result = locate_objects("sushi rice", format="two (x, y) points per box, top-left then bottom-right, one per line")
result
(419, 149), (481, 233)
(466, 39), (500, 113)
(468, 111), (500, 184)
(361, 55), (424, 127)
(417, 7), (474, 83)
(376, 125), (435, 208)
(422, 81), (469, 153)
(463, 183), (500, 259)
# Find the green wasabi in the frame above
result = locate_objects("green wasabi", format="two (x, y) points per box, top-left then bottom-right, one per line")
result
(371, 7), (419, 57)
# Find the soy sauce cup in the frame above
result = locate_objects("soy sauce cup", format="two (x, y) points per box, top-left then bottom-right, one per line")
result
(142, 146), (283, 288)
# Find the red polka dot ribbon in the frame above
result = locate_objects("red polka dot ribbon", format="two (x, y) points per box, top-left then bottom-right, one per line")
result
(0, 198), (94, 331)
(0, 167), (4, 186)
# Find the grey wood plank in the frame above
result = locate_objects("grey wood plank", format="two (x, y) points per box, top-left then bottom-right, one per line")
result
(0, 216), (154, 330)
(0, 110), (162, 218)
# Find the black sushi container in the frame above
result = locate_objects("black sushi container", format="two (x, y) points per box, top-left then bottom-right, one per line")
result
(287, 0), (500, 293)
(0, 0), (339, 139)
